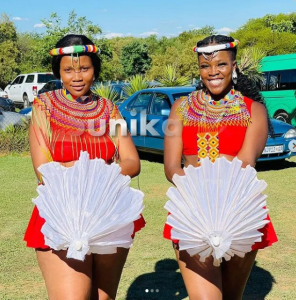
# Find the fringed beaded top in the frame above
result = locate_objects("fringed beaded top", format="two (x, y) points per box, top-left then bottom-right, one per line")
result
(177, 89), (253, 162)
(31, 89), (119, 163)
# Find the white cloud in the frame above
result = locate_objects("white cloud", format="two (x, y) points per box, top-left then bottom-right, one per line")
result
(188, 25), (195, 27)
(13, 17), (28, 21)
(99, 9), (107, 13)
(217, 27), (234, 34)
(34, 23), (46, 28)
(104, 32), (124, 39)
(140, 31), (159, 37)
(177, 26), (182, 29)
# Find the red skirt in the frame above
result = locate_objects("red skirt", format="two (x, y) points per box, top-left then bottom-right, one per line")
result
(24, 206), (146, 249)
(163, 213), (277, 251)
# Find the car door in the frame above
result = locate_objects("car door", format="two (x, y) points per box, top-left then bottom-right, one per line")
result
(145, 92), (172, 151)
(120, 92), (154, 148)
(8, 76), (21, 100)
(14, 76), (25, 101)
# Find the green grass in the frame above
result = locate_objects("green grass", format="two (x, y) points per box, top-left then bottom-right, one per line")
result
(0, 154), (295, 299)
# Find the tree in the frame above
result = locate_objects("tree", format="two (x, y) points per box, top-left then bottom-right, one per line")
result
(0, 14), (20, 88)
(238, 47), (266, 84)
(156, 65), (191, 87)
(120, 41), (152, 77)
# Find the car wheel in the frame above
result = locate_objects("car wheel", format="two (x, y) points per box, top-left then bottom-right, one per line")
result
(23, 94), (30, 108)
(274, 111), (290, 123)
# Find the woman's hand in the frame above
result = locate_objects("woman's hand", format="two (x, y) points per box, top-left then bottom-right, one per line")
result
(237, 101), (268, 168)
(164, 99), (185, 183)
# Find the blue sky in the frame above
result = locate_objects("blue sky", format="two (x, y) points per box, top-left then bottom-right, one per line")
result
(2, 0), (296, 38)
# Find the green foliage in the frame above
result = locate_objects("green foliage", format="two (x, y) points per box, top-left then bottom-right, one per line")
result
(156, 65), (191, 87)
(92, 83), (119, 102)
(0, 121), (30, 154)
(120, 41), (152, 77)
(123, 75), (151, 97)
(0, 14), (20, 88)
(238, 47), (266, 84)
(37, 11), (102, 71)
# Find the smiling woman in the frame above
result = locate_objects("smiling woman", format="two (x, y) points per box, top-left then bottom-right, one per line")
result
(163, 35), (278, 300)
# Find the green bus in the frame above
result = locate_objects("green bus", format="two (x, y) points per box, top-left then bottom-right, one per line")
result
(260, 53), (296, 126)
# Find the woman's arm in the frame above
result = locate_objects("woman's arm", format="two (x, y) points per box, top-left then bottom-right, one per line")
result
(29, 101), (52, 182)
(164, 99), (185, 183)
(115, 113), (140, 178)
(237, 101), (268, 168)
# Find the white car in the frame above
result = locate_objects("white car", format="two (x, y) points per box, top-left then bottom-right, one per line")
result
(4, 72), (55, 108)
(0, 88), (8, 98)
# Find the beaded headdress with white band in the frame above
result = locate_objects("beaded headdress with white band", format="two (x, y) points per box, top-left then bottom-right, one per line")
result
(193, 40), (239, 61)
(49, 45), (100, 69)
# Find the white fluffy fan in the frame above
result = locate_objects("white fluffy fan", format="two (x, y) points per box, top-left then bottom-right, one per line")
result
(33, 151), (144, 261)
(164, 157), (269, 266)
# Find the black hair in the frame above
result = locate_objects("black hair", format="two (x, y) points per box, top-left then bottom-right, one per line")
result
(51, 34), (101, 80)
(196, 35), (274, 135)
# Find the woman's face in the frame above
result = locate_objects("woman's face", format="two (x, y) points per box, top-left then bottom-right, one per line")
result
(60, 55), (94, 98)
(198, 50), (236, 100)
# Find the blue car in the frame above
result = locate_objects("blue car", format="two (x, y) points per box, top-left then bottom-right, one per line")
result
(118, 87), (296, 162)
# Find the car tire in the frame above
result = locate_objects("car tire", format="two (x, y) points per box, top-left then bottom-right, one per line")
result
(274, 111), (290, 123)
(23, 94), (30, 108)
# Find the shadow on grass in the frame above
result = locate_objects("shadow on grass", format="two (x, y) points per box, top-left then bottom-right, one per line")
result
(243, 261), (276, 299)
(256, 159), (296, 172)
(126, 259), (187, 300)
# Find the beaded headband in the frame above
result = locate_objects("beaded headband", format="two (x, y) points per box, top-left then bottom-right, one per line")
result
(49, 45), (100, 56)
(193, 40), (239, 61)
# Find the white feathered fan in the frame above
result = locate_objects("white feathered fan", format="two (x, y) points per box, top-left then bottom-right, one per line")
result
(33, 151), (144, 261)
(164, 157), (269, 266)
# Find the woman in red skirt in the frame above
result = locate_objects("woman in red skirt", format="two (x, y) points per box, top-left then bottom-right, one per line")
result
(163, 35), (277, 299)
(24, 34), (145, 300)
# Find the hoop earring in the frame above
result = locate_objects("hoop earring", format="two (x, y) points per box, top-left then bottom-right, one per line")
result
(60, 78), (65, 89)
(232, 69), (238, 85)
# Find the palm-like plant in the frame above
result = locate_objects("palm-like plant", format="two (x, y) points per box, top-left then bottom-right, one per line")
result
(92, 83), (119, 103)
(122, 75), (151, 98)
(156, 65), (191, 87)
(238, 47), (266, 85)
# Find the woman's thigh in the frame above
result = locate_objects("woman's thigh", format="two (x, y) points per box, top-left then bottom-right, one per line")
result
(36, 249), (93, 300)
(175, 248), (223, 300)
(91, 247), (129, 300)
(221, 250), (258, 300)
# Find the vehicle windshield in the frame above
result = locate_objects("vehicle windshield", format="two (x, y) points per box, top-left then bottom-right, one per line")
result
(172, 92), (192, 102)
(37, 74), (55, 84)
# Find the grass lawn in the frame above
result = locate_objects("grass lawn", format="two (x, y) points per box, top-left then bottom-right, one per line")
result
(0, 154), (295, 299)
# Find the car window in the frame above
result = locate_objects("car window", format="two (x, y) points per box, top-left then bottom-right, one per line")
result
(19, 76), (25, 84)
(149, 93), (171, 116)
(129, 93), (153, 112)
(37, 74), (55, 83)
(25, 75), (35, 83)
(11, 77), (21, 85)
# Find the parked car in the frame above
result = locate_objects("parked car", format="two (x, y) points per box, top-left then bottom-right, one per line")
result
(0, 97), (15, 111)
(118, 87), (196, 150)
(38, 80), (62, 95)
(118, 87), (296, 162)
(4, 72), (56, 108)
(0, 110), (25, 131)
(0, 88), (8, 98)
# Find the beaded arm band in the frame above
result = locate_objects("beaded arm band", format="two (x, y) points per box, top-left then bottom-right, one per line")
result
(193, 40), (240, 53)
(49, 45), (100, 56)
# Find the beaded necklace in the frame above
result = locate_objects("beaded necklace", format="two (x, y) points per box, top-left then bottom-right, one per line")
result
(177, 88), (251, 132)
